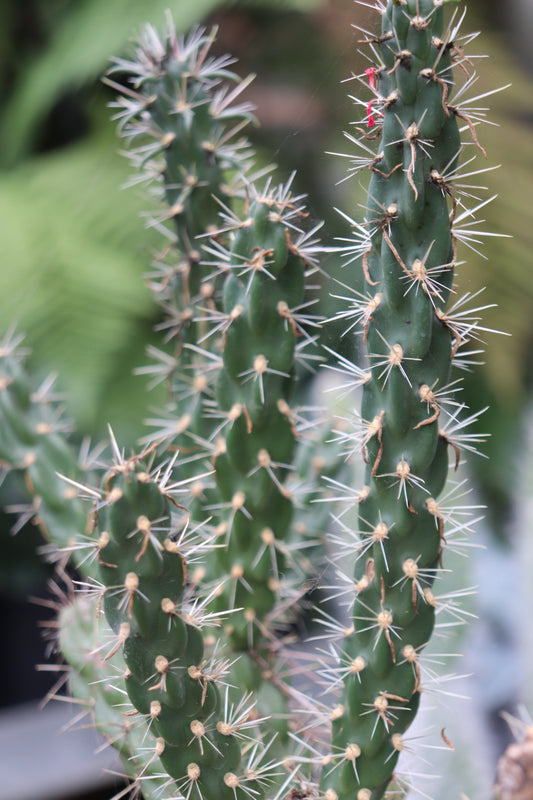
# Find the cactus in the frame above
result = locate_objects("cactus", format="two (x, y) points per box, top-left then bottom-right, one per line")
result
(0, 2), (501, 800)
(107, 18), (337, 746)
(58, 592), (171, 799)
(81, 444), (268, 799)
(317, 1), (497, 797)
(0, 329), (89, 561)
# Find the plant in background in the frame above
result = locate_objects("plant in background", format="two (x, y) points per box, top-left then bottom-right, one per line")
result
(0, 1), (503, 799)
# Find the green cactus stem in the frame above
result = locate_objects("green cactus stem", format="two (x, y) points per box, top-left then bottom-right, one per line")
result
(58, 592), (170, 800)
(0, 330), (90, 567)
(201, 178), (323, 648)
(68, 436), (277, 800)
(317, 1), (494, 798)
(108, 21), (257, 462)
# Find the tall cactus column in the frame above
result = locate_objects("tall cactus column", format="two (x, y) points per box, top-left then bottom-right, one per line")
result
(209, 181), (317, 648)
(193, 178), (326, 751)
(321, 1), (486, 798)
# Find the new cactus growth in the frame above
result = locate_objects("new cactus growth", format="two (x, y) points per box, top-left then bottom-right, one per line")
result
(0, 2), (501, 799)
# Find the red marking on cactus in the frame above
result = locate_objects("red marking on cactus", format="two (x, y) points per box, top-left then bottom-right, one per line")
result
(365, 67), (378, 128)
(365, 67), (377, 90)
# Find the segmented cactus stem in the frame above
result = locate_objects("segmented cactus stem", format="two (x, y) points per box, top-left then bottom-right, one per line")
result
(317, 1), (494, 797)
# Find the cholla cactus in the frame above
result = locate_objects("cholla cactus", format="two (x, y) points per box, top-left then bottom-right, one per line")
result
(317, 1), (498, 797)
(0, 329), (88, 560)
(0, 2), (501, 800)
(106, 17), (333, 742)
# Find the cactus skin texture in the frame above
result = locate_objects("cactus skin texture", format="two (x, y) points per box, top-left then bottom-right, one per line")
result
(319, 1), (490, 798)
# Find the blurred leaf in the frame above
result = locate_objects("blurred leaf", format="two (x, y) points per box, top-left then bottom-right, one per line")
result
(2, 0), (322, 163)
(3, 0), (219, 161)
(0, 124), (161, 438)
